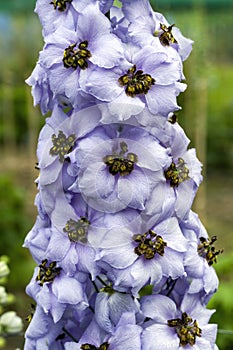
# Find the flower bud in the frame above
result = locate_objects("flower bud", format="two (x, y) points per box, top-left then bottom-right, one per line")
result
(0, 287), (8, 304)
(0, 311), (23, 334)
(0, 261), (10, 279)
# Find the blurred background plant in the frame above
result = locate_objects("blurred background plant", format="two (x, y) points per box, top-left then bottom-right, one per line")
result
(0, 256), (23, 349)
(0, 0), (232, 349)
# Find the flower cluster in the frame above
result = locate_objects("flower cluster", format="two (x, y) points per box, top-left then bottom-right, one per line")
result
(24, 0), (221, 349)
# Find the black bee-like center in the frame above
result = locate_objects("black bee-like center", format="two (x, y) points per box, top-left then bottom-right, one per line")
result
(164, 157), (189, 187)
(118, 64), (155, 97)
(50, 0), (73, 12)
(103, 142), (138, 177)
(63, 41), (92, 70)
(168, 312), (202, 346)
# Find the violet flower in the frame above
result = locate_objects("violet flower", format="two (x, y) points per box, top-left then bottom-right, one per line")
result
(26, 264), (89, 322)
(35, 0), (114, 37)
(89, 217), (187, 296)
(67, 123), (171, 214)
(141, 293), (217, 350)
(65, 312), (142, 350)
(122, 0), (193, 61)
(39, 3), (124, 107)
(82, 45), (186, 119)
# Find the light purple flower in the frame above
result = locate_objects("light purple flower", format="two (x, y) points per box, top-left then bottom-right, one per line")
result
(35, 0), (114, 36)
(65, 312), (142, 350)
(25, 61), (54, 115)
(181, 211), (219, 302)
(148, 148), (203, 221)
(43, 194), (105, 278)
(141, 293), (217, 350)
(89, 217), (187, 295)
(37, 104), (101, 188)
(122, 0), (193, 61)
(82, 45), (186, 119)
(23, 193), (52, 262)
(24, 305), (66, 350)
(94, 288), (140, 333)
(68, 123), (171, 214)
(39, 3), (124, 106)
(26, 265), (89, 322)
(24, 303), (93, 350)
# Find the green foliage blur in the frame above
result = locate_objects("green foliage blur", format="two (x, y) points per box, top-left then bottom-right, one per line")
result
(0, 175), (34, 289)
(0, 1), (232, 349)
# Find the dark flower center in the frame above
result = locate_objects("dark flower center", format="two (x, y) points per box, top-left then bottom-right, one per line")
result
(168, 113), (178, 124)
(36, 259), (61, 286)
(25, 304), (36, 323)
(103, 141), (138, 177)
(156, 23), (178, 46)
(50, 130), (76, 162)
(81, 342), (109, 350)
(63, 217), (90, 243)
(168, 312), (202, 346)
(133, 230), (167, 259)
(50, 0), (73, 12)
(164, 157), (189, 187)
(63, 41), (92, 70)
(198, 236), (223, 266)
(118, 64), (155, 97)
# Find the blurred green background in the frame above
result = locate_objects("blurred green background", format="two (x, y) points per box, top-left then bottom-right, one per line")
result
(0, 0), (232, 349)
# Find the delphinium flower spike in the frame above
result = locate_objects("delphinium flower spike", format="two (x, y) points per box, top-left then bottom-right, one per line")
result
(24, 0), (220, 349)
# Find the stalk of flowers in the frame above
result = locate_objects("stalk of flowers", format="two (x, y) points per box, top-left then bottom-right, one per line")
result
(24, 0), (221, 349)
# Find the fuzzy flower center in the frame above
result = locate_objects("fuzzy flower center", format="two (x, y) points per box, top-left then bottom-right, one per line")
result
(133, 230), (167, 259)
(103, 141), (138, 177)
(168, 312), (202, 346)
(50, 0), (73, 12)
(81, 342), (109, 350)
(198, 236), (223, 266)
(118, 64), (155, 97)
(50, 130), (76, 162)
(63, 217), (90, 243)
(63, 41), (91, 70)
(154, 23), (177, 46)
(36, 259), (61, 286)
(164, 157), (189, 187)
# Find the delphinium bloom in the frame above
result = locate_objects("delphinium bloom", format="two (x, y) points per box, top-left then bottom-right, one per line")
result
(26, 261), (89, 323)
(24, 0), (220, 349)
(23, 193), (52, 263)
(89, 217), (187, 296)
(82, 45), (186, 120)
(25, 62), (55, 115)
(181, 210), (221, 303)
(141, 293), (217, 350)
(38, 3), (124, 108)
(24, 303), (94, 350)
(64, 312), (142, 350)
(35, 0), (114, 36)
(140, 119), (203, 222)
(36, 104), (101, 188)
(121, 0), (193, 62)
(67, 123), (172, 214)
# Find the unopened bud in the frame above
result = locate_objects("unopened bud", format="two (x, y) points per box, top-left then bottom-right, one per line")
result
(0, 261), (10, 278)
(0, 311), (23, 334)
